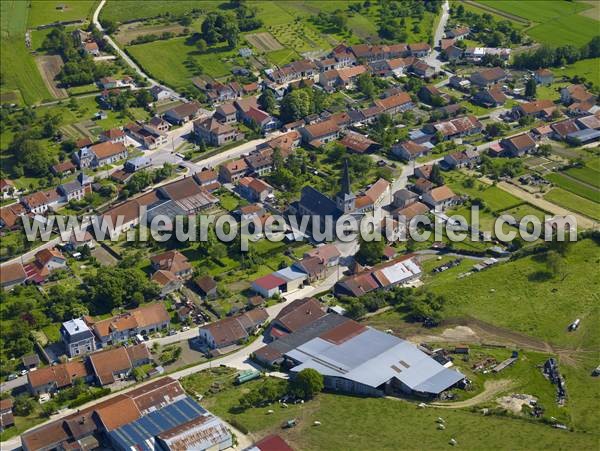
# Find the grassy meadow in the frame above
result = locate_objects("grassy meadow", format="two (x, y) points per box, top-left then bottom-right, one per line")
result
(27, 1), (98, 27)
(544, 188), (600, 221)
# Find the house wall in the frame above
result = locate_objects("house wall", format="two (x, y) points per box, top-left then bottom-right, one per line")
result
(65, 336), (96, 358)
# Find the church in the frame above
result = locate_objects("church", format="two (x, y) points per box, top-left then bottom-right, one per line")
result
(297, 159), (360, 221)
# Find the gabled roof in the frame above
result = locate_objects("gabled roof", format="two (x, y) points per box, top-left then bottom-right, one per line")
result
(150, 250), (191, 274)
(504, 133), (536, 151)
(91, 141), (127, 160)
(253, 273), (286, 290)
(551, 119), (579, 137)
(375, 92), (412, 110)
(427, 185), (456, 202)
(273, 297), (325, 333)
(88, 346), (134, 385)
(518, 99), (555, 114)
(365, 178), (390, 203)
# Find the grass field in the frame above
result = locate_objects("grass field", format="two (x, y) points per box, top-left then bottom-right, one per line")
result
(127, 38), (236, 90)
(0, 0), (52, 105)
(185, 369), (599, 449)
(100, 0), (222, 23)
(546, 172), (600, 203)
(476, 0), (599, 47)
(499, 203), (549, 222)
(544, 187), (600, 221)
(445, 173), (523, 212)
(27, 1), (97, 27)
(566, 165), (600, 189)
(554, 58), (600, 87)
(428, 238), (600, 350)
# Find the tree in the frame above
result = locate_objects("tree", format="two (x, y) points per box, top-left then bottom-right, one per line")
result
(292, 368), (324, 399)
(429, 163), (444, 186)
(356, 73), (375, 99)
(13, 137), (51, 176)
(196, 38), (208, 53)
(258, 89), (276, 115)
(525, 77), (537, 99)
(355, 234), (385, 265)
(13, 395), (35, 416)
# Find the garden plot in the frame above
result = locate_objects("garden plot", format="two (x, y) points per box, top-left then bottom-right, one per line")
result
(245, 32), (283, 52)
(269, 22), (328, 53)
(35, 54), (67, 99)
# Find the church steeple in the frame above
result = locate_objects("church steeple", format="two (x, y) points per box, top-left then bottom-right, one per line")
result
(336, 159), (355, 213)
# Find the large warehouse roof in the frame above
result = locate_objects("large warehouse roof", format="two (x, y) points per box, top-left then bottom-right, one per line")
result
(286, 327), (464, 395)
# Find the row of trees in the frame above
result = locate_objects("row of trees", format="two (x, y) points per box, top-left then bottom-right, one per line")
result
(513, 36), (600, 71)
(451, 4), (523, 48)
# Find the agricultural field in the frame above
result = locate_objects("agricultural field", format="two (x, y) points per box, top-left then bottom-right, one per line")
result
(34, 54), (68, 99)
(27, 1), (97, 28)
(566, 164), (600, 188)
(0, 0), (51, 105)
(475, 0), (599, 47)
(554, 58), (600, 87)
(545, 172), (600, 203)
(99, 0), (222, 23)
(544, 187), (600, 221)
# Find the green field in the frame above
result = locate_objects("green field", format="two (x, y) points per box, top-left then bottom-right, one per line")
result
(429, 239), (599, 350)
(0, 0), (52, 105)
(27, 1), (97, 27)
(566, 166), (600, 190)
(546, 172), (600, 203)
(186, 369), (599, 449)
(476, 0), (599, 47)
(127, 38), (236, 90)
(99, 0), (222, 23)
(445, 173), (523, 212)
(554, 58), (600, 87)
(499, 203), (549, 222)
(544, 187), (600, 221)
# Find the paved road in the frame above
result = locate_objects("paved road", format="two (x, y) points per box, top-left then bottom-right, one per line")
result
(0, 375), (28, 393)
(423, 0), (450, 71)
(92, 0), (184, 102)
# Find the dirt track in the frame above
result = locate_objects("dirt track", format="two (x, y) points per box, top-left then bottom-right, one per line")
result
(430, 379), (514, 408)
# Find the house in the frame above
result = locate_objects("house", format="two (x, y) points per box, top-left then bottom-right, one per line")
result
(409, 60), (435, 78)
(340, 131), (380, 154)
(90, 141), (128, 167)
(153, 176), (219, 217)
(192, 168), (219, 190)
(60, 318), (97, 357)
(369, 57), (414, 78)
(473, 87), (506, 107)
(195, 275), (217, 299)
(446, 26), (470, 40)
(318, 65), (367, 90)
(124, 122), (167, 150)
(393, 189), (419, 209)
(334, 256), (422, 297)
(214, 103), (237, 124)
(374, 92), (414, 115)
(293, 256), (327, 283)
(200, 80), (242, 104)
(411, 177), (433, 194)
(444, 45), (464, 62)
(0, 262), (27, 290)
(567, 101), (598, 117)
(163, 101), (203, 125)
(465, 47), (511, 63)
(424, 115), (483, 140)
(350, 43), (408, 63)
(534, 69), (554, 85)
(150, 250), (192, 279)
(414, 164), (433, 180)
(561, 84), (596, 105)
(408, 42), (431, 57)
(124, 156), (152, 172)
(194, 117), (243, 146)
(27, 361), (91, 396)
(513, 99), (556, 119)
(150, 85), (170, 101)
(469, 67), (508, 88)
(151, 270), (183, 297)
(237, 204), (265, 222)
(86, 303), (170, 346)
(576, 114), (600, 130)
(100, 128), (126, 144)
(243, 82), (260, 95)
(418, 85), (446, 105)
(422, 185), (458, 210)
(0, 398), (14, 432)
(245, 151), (273, 176)
(24, 248), (67, 284)
(51, 160), (76, 176)
(241, 107), (280, 132)
(88, 344), (150, 386)
(500, 133), (537, 157)
(364, 178), (391, 208)
(57, 173), (92, 202)
(238, 176), (274, 202)
(551, 119), (580, 140)
(268, 297), (325, 339)
(275, 267), (308, 292)
(0, 203), (26, 230)
(393, 201), (430, 221)
(443, 149), (480, 169)
(65, 230), (95, 251)
(449, 75), (471, 91)
(83, 41), (100, 56)
(251, 274), (287, 298)
(300, 119), (341, 145)
(147, 116), (170, 133)
(199, 310), (268, 350)
(219, 158), (248, 183)
(305, 244), (341, 267)
(269, 59), (317, 84)
(566, 128), (600, 145)
(21, 189), (61, 214)
(259, 130), (301, 156)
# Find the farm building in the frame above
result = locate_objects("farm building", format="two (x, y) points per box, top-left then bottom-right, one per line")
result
(284, 322), (465, 397)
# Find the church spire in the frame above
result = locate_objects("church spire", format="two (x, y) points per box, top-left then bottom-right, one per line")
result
(336, 158), (355, 213)
(341, 158), (352, 196)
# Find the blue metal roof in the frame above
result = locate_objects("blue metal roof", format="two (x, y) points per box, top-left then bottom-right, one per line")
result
(108, 396), (206, 451)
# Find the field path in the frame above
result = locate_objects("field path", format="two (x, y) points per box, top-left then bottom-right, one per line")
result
(430, 379), (514, 408)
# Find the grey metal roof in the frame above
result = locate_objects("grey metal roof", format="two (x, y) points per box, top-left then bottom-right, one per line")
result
(299, 186), (341, 218)
(287, 327), (465, 395)
(275, 266), (308, 282)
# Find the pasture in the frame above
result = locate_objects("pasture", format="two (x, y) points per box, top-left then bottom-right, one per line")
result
(99, 0), (222, 23)
(554, 58), (600, 87)
(544, 187), (600, 220)
(0, 0), (51, 105)
(445, 173), (523, 212)
(475, 0), (599, 47)
(113, 21), (188, 46)
(27, 1), (97, 28)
